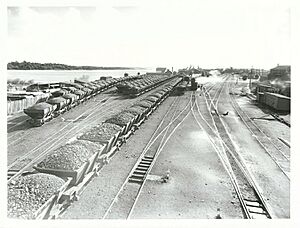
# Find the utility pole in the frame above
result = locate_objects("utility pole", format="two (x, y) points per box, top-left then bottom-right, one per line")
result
(249, 66), (253, 90)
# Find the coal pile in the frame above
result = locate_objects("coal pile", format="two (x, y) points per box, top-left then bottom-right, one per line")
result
(8, 173), (65, 219)
(105, 112), (135, 127)
(134, 100), (153, 108)
(145, 96), (159, 103)
(79, 122), (122, 142)
(36, 140), (99, 170)
(124, 106), (147, 116)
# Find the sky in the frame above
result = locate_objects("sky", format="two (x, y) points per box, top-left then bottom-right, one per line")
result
(7, 0), (291, 70)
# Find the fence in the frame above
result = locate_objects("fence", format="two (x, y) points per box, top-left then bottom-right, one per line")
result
(7, 94), (49, 115)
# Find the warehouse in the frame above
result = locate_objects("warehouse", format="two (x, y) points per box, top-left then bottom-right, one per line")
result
(268, 65), (291, 81)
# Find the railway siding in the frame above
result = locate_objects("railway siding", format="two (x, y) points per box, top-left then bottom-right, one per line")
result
(213, 79), (290, 218)
(130, 108), (243, 219)
(7, 73), (290, 219)
(61, 96), (178, 218)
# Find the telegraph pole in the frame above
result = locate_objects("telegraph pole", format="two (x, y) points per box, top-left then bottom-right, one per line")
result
(249, 66), (253, 90)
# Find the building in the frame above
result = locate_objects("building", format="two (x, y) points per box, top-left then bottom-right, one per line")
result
(156, 67), (167, 73)
(268, 65), (291, 81)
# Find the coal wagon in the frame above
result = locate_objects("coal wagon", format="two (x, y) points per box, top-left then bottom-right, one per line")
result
(24, 102), (57, 126)
(46, 97), (68, 116)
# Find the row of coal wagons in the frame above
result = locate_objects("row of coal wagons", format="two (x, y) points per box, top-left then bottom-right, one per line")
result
(8, 80), (178, 220)
(116, 74), (176, 97)
(8, 140), (104, 219)
(23, 78), (126, 126)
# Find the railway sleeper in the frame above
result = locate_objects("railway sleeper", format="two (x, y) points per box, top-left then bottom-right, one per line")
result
(133, 170), (147, 175)
(136, 167), (148, 172)
(128, 177), (144, 184)
(142, 158), (153, 162)
(140, 161), (152, 166)
(137, 164), (150, 169)
(243, 199), (270, 219)
(131, 174), (145, 179)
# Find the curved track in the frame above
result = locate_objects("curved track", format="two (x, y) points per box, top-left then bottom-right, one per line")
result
(102, 94), (194, 219)
(227, 80), (290, 179)
(198, 74), (290, 217)
(192, 93), (272, 219)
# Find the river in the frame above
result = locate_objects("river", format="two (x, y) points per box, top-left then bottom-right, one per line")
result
(7, 69), (154, 83)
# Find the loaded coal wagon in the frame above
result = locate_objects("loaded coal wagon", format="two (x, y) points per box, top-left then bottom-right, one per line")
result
(24, 102), (57, 126)
(62, 93), (79, 110)
(51, 89), (70, 98)
(46, 97), (68, 117)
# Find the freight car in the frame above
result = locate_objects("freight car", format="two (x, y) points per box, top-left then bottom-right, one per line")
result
(173, 81), (188, 95)
(23, 76), (143, 127)
(24, 102), (57, 126)
(46, 97), (68, 117)
(62, 93), (80, 110)
(263, 92), (290, 112)
(190, 78), (198, 91)
(51, 89), (70, 98)
(74, 80), (98, 95)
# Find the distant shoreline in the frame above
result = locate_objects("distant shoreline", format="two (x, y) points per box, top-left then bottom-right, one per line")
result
(7, 68), (142, 70)
(7, 61), (144, 71)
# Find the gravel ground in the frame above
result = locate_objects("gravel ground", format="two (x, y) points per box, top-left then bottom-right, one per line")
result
(194, 94), (258, 201)
(216, 81), (290, 218)
(8, 75), (291, 219)
(130, 110), (243, 219)
(236, 96), (290, 158)
(104, 94), (192, 219)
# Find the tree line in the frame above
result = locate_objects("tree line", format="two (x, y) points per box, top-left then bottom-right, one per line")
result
(7, 61), (135, 70)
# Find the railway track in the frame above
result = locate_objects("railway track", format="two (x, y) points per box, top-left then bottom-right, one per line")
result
(7, 98), (123, 182)
(7, 76), (289, 219)
(227, 81), (290, 179)
(7, 96), (116, 164)
(198, 76), (290, 217)
(192, 92), (272, 219)
(103, 88), (273, 219)
(7, 82), (181, 183)
(7, 98), (111, 148)
(7, 91), (114, 143)
(201, 74), (230, 116)
(7, 116), (31, 132)
(102, 94), (194, 219)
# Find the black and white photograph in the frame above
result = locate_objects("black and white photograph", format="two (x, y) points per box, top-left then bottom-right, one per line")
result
(2, 0), (299, 226)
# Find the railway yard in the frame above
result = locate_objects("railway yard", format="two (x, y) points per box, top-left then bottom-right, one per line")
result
(6, 73), (290, 219)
